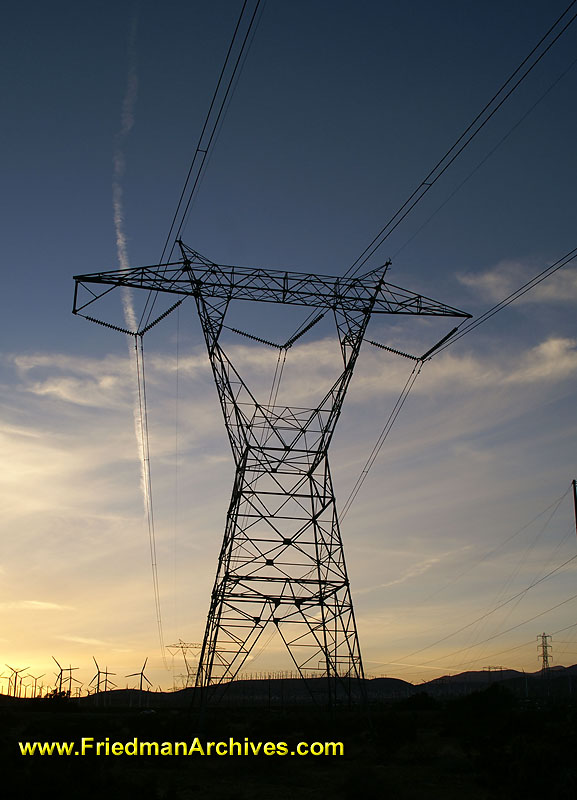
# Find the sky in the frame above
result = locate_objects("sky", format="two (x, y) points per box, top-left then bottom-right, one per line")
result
(1, 0), (577, 693)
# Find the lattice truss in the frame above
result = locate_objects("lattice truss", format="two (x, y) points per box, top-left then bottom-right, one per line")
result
(73, 241), (470, 704)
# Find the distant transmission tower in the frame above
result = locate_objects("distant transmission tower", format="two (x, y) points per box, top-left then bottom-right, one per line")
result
(166, 640), (202, 687)
(73, 242), (469, 705)
(538, 632), (552, 670)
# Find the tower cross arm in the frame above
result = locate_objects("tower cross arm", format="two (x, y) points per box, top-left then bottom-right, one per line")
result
(371, 280), (471, 318)
(73, 259), (471, 319)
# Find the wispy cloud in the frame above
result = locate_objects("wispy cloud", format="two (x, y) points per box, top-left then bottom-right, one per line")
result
(10, 334), (577, 419)
(458, 261), (577, 304)
(9, 352), (133, 408)
(504, 337), (577, 384)
(59, 635), (111, 647)
(355, 551), (457, 595)
(0, 601), (72, 611)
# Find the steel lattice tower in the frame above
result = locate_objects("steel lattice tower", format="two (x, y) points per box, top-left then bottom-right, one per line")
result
(538, 632), (552, 671)
(73, 241), (469, 704)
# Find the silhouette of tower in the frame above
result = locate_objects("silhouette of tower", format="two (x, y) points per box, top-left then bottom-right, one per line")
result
(73, 242), (469, 704)
(538, 632), (552, 670)
(166, 640), (202, 687)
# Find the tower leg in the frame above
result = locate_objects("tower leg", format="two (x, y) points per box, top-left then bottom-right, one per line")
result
(196, 448), (364, 705)
(192, 286), (375, 706)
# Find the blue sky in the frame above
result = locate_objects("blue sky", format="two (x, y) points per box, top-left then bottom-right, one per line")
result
(1, 0), (577, 692)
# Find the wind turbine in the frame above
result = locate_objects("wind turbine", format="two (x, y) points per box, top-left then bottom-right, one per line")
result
(5, 665), (29, 697)
(126, 658), (152, 706)
(28, 674), (45, 699)
(64, 666), (80, 696)
(90, 657), (116, 694)
(0, 671), (16, 695)
(52, 656), (64, 694)
(52, 657), (80, 697)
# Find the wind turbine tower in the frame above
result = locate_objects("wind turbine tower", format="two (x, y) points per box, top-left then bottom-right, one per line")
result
(127, 658), (152, 706)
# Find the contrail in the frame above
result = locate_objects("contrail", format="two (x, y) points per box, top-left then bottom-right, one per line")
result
(112, 10), (166, 663)
(113, 14), (138, 325)
(112, 12), (145, 507)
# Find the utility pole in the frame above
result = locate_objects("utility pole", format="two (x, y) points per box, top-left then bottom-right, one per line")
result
(571, 479), (577, 533)
(73, 243), (470, 706)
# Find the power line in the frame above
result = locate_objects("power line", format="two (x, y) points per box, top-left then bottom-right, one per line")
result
(429, 246), (577, 357)
(126, 2), (265, 661)
(174, 1), (265, 245)
(399, 545), (577, 663)
(456, 637), (538, 668)
(344, 242), (576, 535)
(340, 361), (422, 520)
(139, 0), (264, 330)
(391, 52), (577, 261)
(141, 1), (577, 531)
(401, 487), (573, 611)
(157, 0), (253, 268)
(461, 620), (577, 670)
(291, 4), (577, 345)
(134, 336), (167, 665)
(345, 0), (577, 278)
(339, 319), (471, 519)
(173, 306), (180, 639)
(371, 589), (577, 673)
(419, 590), (577, 668)
(326, 5), (577, 519)
(456, 491), (572, 664)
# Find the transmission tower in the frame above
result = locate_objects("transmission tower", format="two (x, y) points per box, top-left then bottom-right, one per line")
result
(538, 632), (552, 671)
(73, 242), (469, 705)
(166, 640), (202, 687)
